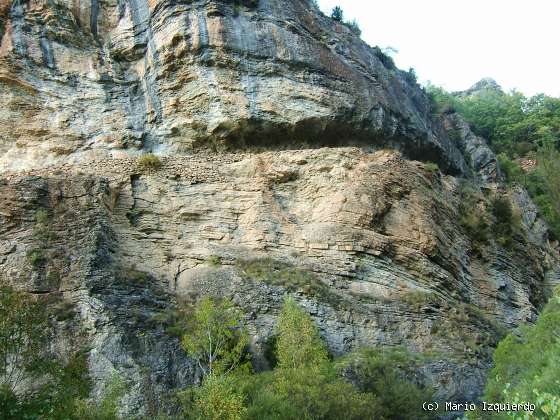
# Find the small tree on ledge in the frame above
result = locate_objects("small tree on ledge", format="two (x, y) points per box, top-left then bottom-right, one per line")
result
(331, 6), (344, 22)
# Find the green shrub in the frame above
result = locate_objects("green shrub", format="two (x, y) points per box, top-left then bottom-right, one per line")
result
(35, 209), (49, 226)
(51, 299), (76, 322)
(496, 153), (524, 182)
(330, 6), (343, 21)
(0, 281), (51, 393)
(26, 248), (46, 267)
(338, 348), (435, 420)
(490, 196), (521, 247)
(137, 153), (163, 172)
(403, 67), (417, 85)
(427, 83), (560, 242)
(124, 269), (150, 284)
(373, 46), (396, 70)
(275, 298), (329, 370)
(176, 298), (436, 420)
(181, 297), (250, 377)
(76, 374), (128, 420)
(345, 19), (361, 36)
(424, 162), (439, 174)
(233, 300), (381, 420)
(179, 374), (246, 420)
(150, 304), (193, 338)
(457, 184), (490, 252)
(426, 83), (458, 116)
(482, 288), (560, 419)
(206, 255), (222, 267)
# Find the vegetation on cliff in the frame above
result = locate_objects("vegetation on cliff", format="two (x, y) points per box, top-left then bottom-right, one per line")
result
(0, 281), (125, 419)
(178, 298), (434, 420)
(427, 83), (560, 239)
(466, 287), (560, 419)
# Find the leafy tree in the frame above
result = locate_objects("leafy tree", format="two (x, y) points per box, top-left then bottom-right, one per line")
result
(180, 374), (246, 420)
(275, 298), (328, 370)
(36, 352), (92, 420)
(75, 374), (128, 420)
(179, 298), (250, 419)
(338, 348), (435, 420)
(331, 6), (343, 21)
(181, 297), (250, 377)
(0, 280), (102, 419)
(236, 299), (379, 420)
(427, 83), (560, 240)
(0, 280), (51, 395)
(538, 143), (560, 218)
(482, 287), (560, 418)
(178, 297), (434, 420)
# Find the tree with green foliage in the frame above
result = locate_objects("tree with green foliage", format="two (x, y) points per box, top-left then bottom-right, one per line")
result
(179, 298), (250, 419)
(0, 283), (49, 392)
(181, 297), (250, 377)
(482, 287), (560, 418)
(180, 374), (247, 420)
(538, 143), (560, 218)
(331, 6), (343, 21)
(275, 298), (329, 370)
(0, 280), (123, 420)
(426, 83), (560, 157)
(74, 374), (129, 420)
(179, 297), (435, 420)
(345, 19), (361, 36)
(338, 348), (435, 420)
(236, 298), (378, 420)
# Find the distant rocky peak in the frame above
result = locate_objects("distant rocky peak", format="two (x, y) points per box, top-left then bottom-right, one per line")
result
(460, 78), (504, 97)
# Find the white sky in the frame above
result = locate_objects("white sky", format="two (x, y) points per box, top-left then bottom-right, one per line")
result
(317, 0), (560, 97)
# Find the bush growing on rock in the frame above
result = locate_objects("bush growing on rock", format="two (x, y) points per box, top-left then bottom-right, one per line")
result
(337, 348), (435, 420)
(427, 83), (560, 240)
(275, 298), (329, 370)
(491, 196), (522, 247)
(0, 280), (51, 395)
(137, 153), (163, 173)
(26, 248), (46, 267)
(345, 19), (361, 36)
(330, 6), (343, 21)
(424, 162), (439, 174)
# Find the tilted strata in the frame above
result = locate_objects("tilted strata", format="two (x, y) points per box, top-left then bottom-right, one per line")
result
(0, 0), (559, 415)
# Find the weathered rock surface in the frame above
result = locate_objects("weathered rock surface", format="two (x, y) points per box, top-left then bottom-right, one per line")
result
(1, 0), (465, 173)
(442, 112), (503, 183)
(1, 0), (559, 416)
(1, 149), (558, 415)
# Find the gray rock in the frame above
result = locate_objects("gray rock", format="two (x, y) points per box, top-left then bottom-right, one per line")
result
(0, 0), (466, 174)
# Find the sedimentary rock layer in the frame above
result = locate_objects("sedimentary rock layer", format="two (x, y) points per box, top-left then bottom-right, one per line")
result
(1, 0), (465, 172)
(1, 149), (558, 414)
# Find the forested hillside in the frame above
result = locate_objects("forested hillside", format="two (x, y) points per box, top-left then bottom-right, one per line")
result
(427, 81), (560, 240)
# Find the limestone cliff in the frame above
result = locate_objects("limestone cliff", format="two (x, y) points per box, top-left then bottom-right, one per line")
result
(0, 0), (466, 172)
(0, 0), (559, 416)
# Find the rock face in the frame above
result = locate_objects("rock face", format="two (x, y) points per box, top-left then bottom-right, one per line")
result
(1, 149), (559, 415)
(1, 0), (465, 173)
(442, 112), (503, 183)
(1, 0), (559, 416)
